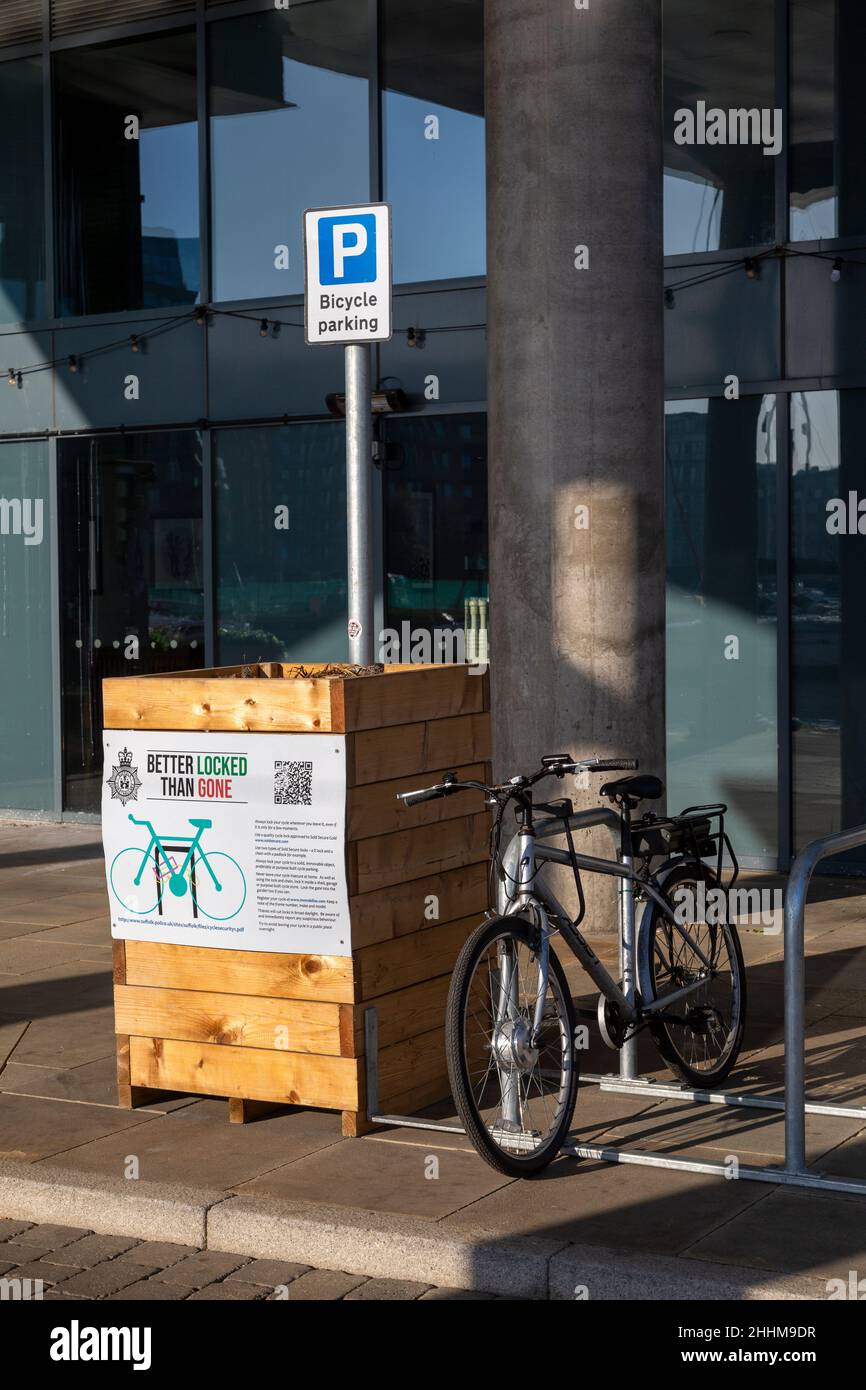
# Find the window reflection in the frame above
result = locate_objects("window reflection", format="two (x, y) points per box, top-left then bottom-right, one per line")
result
(215, 424), (348, 665)
(0, 58), (45, 323)
(383, 414), (488, 660)
(666, 396), (777, 859)
(790, 1), (866, 241)
(209, 3), (369, 303)
(664, 1), (776, 254)
(59, 432), (204, 813)
(792, 390), (866, 860)
(55, 33), (199, 316)
(0, 440), (54, 810)
(382, 0), (484, 283)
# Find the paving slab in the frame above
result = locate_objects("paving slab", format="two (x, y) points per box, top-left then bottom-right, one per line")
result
(685, 1187), (866, 1281)
(188, 1280), (268, 1300)
(10, 1222), (89, 1248)
(59, 1097), (344, 1187)
(44, 1232), (140, 1268)
(439, 1154), (773, 1256)
(0, 1007), (117, 1069)
(116, 1240), (198, 1269)
(0, 1091), (156, 1162)
(235, 1131), (513, 1219)
(225, 1258), (310, 1287)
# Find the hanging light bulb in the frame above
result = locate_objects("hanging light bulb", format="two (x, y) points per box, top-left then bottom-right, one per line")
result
(68, 355), (80, 373)
(194, 307), (208, 327)
(831, 258), (843, 283)
(259, 319), (269, 337)
(744, 258), (760, 280)
(130, 335), (140, 352)
(7, 368), (16, 387)
(664, 287), (675, 309)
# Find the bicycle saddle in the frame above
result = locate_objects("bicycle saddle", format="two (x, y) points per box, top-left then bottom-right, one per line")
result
(188, 818), (213, 829)
(599, 774), (664, 804)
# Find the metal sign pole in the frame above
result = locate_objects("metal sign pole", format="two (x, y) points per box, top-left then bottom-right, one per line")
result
(345, 342), (374, 666)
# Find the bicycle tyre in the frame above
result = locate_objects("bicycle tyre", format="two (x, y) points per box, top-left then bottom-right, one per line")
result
(638, 860), (747, 1087)
(446, 915), (579, 1177)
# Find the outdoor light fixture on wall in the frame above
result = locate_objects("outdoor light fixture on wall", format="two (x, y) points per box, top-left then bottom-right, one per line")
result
(325, 387), (411, 418)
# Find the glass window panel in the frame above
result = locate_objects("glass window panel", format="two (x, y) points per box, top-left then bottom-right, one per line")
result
(215, 423), (348, 664)
(0, 58), (46, 323)
(209, 3), (369, 303)
(382, 0), (484, 283)
(792, 389), (866, 866)
(383, 414), (487, 660)
(664, 1), (776, 254)
(790, 0), (866, 241)
(666, 396), (777, 860)
(55, 32), (199, 317)
(0, 440), (54, 811)
(59, 431), (204, 813)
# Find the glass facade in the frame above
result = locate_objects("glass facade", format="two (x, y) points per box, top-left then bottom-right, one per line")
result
(383, 414), (488, 644)
(0, 0), (863, 873)
(215, 423), (348, 664)
(790, 0), (866, 241)
(209, 4), (369, 302)
(663, 0), (777, 255)
(0, 440), (54, 810)
(54, 31), (200, 316)
(0, 58), (45, 323)
(59, 431), (204, 813)
(666, 397), (778, 858)
(382, 0), (485, 283)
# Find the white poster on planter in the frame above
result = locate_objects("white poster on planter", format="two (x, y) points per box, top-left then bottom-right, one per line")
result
(102, 730), (351, 955)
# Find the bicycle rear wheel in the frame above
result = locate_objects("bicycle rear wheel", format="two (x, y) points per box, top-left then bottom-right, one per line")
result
(446, 916), (578, 1177)
(638, 862), (746, 1086)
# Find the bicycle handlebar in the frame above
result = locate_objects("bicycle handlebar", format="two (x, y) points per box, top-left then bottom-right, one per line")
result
(397, 756), (640, 808)
(128, 814), (154, 827)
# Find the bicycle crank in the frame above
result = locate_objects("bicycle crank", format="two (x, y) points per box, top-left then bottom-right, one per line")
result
(597, 993), (628, 1050)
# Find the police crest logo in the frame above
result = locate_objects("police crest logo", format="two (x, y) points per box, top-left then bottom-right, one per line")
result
(105, 747), (142, 807)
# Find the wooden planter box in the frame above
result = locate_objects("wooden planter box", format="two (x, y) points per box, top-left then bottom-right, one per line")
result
(103, 663), (490, 1135)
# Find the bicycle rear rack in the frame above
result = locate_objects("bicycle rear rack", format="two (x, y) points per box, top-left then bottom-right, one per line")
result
(364, 823), (866, 1197)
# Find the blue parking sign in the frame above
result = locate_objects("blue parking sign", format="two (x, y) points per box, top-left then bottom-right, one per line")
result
(318, 214), (377, 285)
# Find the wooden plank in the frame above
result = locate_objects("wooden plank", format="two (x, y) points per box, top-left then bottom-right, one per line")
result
(348, 861), (489, 950)
(355, 916), (478, 999)
(346, 712), (491, 786)
(348, 811), (490, 896)
(124, 940), (357, 1003)
(128, 1036), (361, 1111)
(347, 763), (489, 841)
(112, 939), (126, 986)
(376, 1026), (449, 1112)
(102, 676), (336, 733)
(228, 1099), (285, 1124)
(354, 975), (450, 1053)
(114, 984), (345, 1055)
(342, 666), (485, 732)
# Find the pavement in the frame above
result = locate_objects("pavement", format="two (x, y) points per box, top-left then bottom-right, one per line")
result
(2, 821), (866, 1299)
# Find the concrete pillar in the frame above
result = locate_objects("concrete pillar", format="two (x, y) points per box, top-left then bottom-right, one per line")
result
(486, 0), (666, 925)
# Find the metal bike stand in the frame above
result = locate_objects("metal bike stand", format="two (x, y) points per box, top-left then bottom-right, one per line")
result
(364, 824), (866, 1195)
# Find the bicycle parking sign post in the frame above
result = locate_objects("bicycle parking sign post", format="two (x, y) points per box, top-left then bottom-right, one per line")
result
(303, 203), (392, 666)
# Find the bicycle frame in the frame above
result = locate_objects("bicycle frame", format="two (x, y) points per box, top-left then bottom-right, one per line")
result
(495, 804), (716, 1028)
(128, 815), (222, 892)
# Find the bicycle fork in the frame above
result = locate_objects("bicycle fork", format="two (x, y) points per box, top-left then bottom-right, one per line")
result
(496, 827), (551, 1127)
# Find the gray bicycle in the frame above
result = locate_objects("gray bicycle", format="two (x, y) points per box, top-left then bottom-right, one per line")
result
(399, 755), (746, 1176)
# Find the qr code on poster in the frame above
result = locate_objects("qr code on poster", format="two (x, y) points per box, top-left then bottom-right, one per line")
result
(274, 760), (313, 806)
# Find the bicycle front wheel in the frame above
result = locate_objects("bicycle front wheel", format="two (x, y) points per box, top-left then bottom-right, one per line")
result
(446, 916), (578, 1177)
(190, 851), (247, 920)
(638, 862), (746, 1086)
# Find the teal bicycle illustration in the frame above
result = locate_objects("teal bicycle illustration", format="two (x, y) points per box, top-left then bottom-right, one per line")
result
(109, 814), (246, 921)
